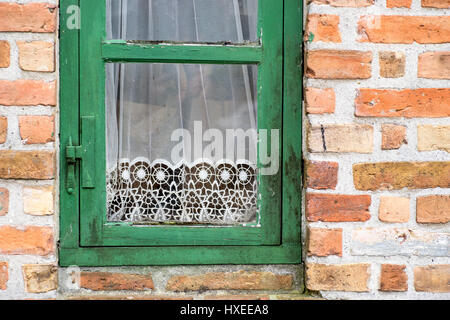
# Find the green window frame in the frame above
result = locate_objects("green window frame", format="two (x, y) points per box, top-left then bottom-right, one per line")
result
(59, 0), (303, 266)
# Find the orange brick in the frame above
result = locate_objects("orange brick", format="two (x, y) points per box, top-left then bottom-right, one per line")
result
(306, 50), (372, 79)
(305, 88), (335, 114)
(80, 272), (154, 291)
(0, 116), (6, 144)
(0, 188), (9, 216)
(306, 264), (370, 292)
(386, 0), (412, 7)
(381, 124), (407, 150)
(19, 116), (55, 144)
(0, 3), (56, 33)
(379, 196), (410, 223)
(0, 41), (9, 68)
(418, 52), (450, 79)
(307, 228), (342, 257)
(380, 265), (407, 291)
(358, 16), (450, 44)
(166, 271), (293, 291)
(305, 14), (341, 43)
(353, 162), (450, 190)
(0, 151), (54, 180)
(355, 89), (450, 118)
(422, 0), (450, 8)
(416, 195), (450, 224)
(305, 161), (338, 190)
(0, 226), (53, 256)
(0, 262), (7, 290)
(307, 0), (374, 6)
(414, 265), (450, 292)
(0, 80), (56, 106)
(306, 193), (371, 222)
(17, 41), (55, 72)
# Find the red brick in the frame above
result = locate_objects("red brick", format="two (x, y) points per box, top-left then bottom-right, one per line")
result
(307, 228), (342, 257)
(307, 0), (374, 6)
(0, 226), (53, 256)
(80, 272), (154, 291)
(19, 116), (55, 144)
(0, 3), (56, 33)
(418, 51), (450, 79)
(414, 265), (450, 292)
(386, 0), (412, 7)
(355, 89), (450, 118)
(0, 151), (54, 180)
(380, 264), (408, 292)
(305, 14), (341, 43)
(422, 0), (450, 8)
(353, 162), (450, 190)
(0, 41), (9, 68)
(0, 188), (9, 217)
(166, 271), (293, 291)
(306, 50), (372, 79)
(381, 124), (407, 150)
(0, 80), (56, 106)
(305, 88), (335, 114)
(0, 262), (7, 290)
(416, 195), (450, 224)
(306, 193), (371, 222)
(358, 16), (450, 44)
(0, 116), (6, 144)
(305, 161), (338, 190)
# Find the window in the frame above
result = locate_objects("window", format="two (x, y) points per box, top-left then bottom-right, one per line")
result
(60, 0), (302, 266)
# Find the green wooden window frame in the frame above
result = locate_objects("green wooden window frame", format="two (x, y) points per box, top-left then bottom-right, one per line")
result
(59, 0), (303, 266)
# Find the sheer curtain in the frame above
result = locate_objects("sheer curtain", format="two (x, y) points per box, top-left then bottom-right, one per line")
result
(106, 0), (259, 225)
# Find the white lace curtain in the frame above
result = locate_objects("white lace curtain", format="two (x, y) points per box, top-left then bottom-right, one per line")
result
(105, 0), (259, 224)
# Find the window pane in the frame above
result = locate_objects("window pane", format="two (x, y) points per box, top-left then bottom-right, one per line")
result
(106, 63), (258, 225)
(107, 0), (259, 43)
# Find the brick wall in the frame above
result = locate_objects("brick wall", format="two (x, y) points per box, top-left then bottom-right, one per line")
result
(0, 0), (448, 300)
(304, 0), (450, 298)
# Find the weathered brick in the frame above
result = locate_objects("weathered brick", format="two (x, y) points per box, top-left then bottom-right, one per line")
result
(381, 124), (407, 150)
(17, 41), (54, 72)
(0, 151), (54, 180)
(305, 88), (335, 114)
(166, 271), (293, 291)
(0, 3), (56, 33)
(379, 196), (410, 223)
(306, 264), (370, 292)
(0, 226), (53, 256)
(308, 124), (373, 153)
(380, 264), (408, 292)
(68, 295), (193, 300)
(0, 188), (9, 217)
(422, 0), (450, 8)
(418, 52), (450, 79)
(306, 50), (372, 79)
(0, 41), (9, 68)
(305, 161), (338, 190)
(0, 262), (7, 290)
(386, 0), (412, 7)
(414, 265), (450, 292)
(379, 51), (405, 78)
(417, 195), (450, 224)
(0, 116), (6, 144)
(307, 0), (374, 6)
(305, 14), (341, 43)
(0, 80), (56, 106)
(204, 295), (269, 300)
(351, 228), (449, 256)
(355, 89), (450, 118)
(307, 228), (342, 257)
(19, 115), (55, 144)
(80, 272), (154, 291)
(306, 193), (371, 222)
(418, 125), (450, 152)
(353, 162), (450, 190)
(358, 16), (450, 44)
(23, 186), (54, 216)
(22, 264), (57, 293)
